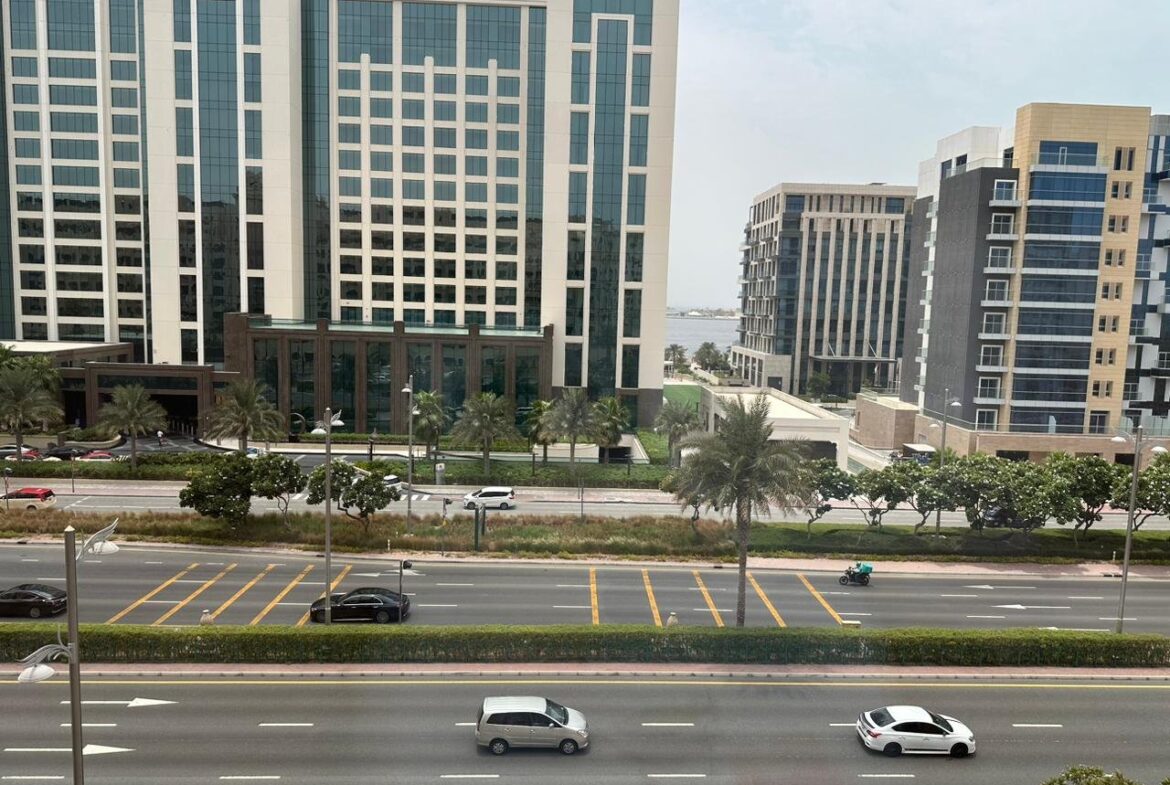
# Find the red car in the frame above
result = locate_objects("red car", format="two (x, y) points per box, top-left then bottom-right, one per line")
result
(77, 451), (116, 462)
(2, 445), (40, 461)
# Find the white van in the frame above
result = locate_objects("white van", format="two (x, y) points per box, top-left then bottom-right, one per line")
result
(475, 696), (589, 755)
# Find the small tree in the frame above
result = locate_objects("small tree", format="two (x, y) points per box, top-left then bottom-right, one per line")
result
(1113, 451), (1170, 530)
(850, 465), (914, 529)
(548, 388), (596, 465)
(202, 379), (284, 454)
(593, 396), (629, 464)
(1041, 766), (1166, 785)
(178, 454), (254, 527)
(805, 371), (831, 400)
(525, 399), (556, 466)
(412, 390), (448, 463)
(877, 460), (950, 535)
(692, 342), (726, 371)
(95, 384), (167, 473)
(306, 460), (399, 534)
(794, 458), (855, 537)
(664, 343), (689, 369)
(250, 454), (307, 531)
(0, 366), (64, 462)
(450, 392), (522, 475)
(654, 399), (701, 468)
(1046, 453), (1128, 541)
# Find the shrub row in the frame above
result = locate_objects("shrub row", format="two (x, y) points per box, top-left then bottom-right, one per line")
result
(1, 625), (1164, 667)
(299, 433), (532, 452)
(364, 457), (671, 488)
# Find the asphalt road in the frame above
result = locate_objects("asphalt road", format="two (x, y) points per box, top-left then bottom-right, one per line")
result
(2, 543), (1166, 633)
(1, 673), (1167, 784)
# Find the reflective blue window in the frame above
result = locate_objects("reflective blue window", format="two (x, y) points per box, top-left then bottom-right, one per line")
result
(631, 54), (650, 106)
(245, 110), (262, 158)
(497, 131), (519, 151)
(466, 6), (520, 69)
(176, 107), (194, 156)
(1028, 172), (1107, 201)
(177, 164), (196, 211)
(110, 0), (137, 53)
(338, 69), (360, 90)
(629, 114), (648, 166)
(1025, 207), (1103, 236)
(114, 168), (139, 188)
(466, 156), (487, 176)
(338, 150), (360, 170)
(53, 166), (100, 187)
(13, 84), (39, 104)
(572, 0), (652, 45)
(338, 123), (360, 144)
(244, 53), (261, 102)
(113, 142), (139, 162)
(498, 104), (520, 124)
(467, 103), (488, 123)
(339, 176), (361, 197)
(113, 115), (138, 135)
(624, 233), (643, 282)
(175, 50), (193, 99)
(434, 73), (457, 94)
(526, 7), (547, 327)
(12, 57), (37, 77)
(403, 179), (425, 200)
(51, 112), (97, 133)
(466, 75), (489, 96)
(338, 0), (392, 64)
(16, 166), (42, 185)
(435, 127), (457, 148)
(571, 51), (590, 104)
(1038, 140), (1099, 166)
(403, 99), (424, 120)
(498, 76), (520, 97)
(466, 129), (488, 150)
(627, 174), (646, 224)
(13, 112), (39, 131)
(370, 97), (393, 118)
(435, 181), (456, 202)
(1016, 308), (1093, 336)
(466, 182), (487, 202)
(371, 178), (392, 198)
(370, 71), (392, 92)
(370, 151), (392, 171)
(1023, 241), (1100, 270)
(111, 88), (137, 108)
(435, 100), (456, 122)
(403, 126), (425, 147)
(497, 183), (518, 204)
(621, 345), (640, 388)
(244, 0), (261, 45)
(174, 0), (192, 42)
(338, 96), (360, 116)
(111, 60), (137, 81)
(15, 139), (40, 158)
(435, 155), (456, 175)
(51, 139), (99, 160)
(370, 125), (393, 146)
(49, 58), (97, 79)
(569, 171), (588, 223)
(1020, 276), (1097, 303)
(11, 0), (37, 49)
(497, 157), (519, 178)
(402, 72), (425, 93)
(404, 153), (424, 173)
(47, 0), (96, 51)
(403, 2), (457, 67)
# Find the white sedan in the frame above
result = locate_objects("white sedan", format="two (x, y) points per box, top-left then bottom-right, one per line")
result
(856, 705), (976, 758)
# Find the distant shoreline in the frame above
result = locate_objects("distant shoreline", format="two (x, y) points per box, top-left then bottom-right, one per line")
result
(667, 314), (740, 320)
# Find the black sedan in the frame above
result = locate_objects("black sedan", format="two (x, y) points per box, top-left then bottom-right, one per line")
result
(0, 584), (68, 618)
(309, 587), (410, 624)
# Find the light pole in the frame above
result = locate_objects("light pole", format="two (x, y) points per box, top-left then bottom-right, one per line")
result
(3, 467), (11, 511)
(402, 375), (415, 527)
(1110, 426), (1166, 634)
(311, 408), (344, 624)
(396, 558), (414, 597)
(930, 389), (963, 537)
(17, 520), (119, 785)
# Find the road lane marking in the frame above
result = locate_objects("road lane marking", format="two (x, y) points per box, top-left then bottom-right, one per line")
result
(251, 565), (313, 625)
(797, 573), (843, 625)
(642, 722), (694, 727)
(454, 722), (476, 726)
(1098, 617), (1137, 621)
(417, 604), (458, 607)
(258, 723), (314, 727)
(295, 564), (352, 626)
(589, 567), (600, 625)
(647, 776), (706, 780)
(435, 583), (474, 586)
(153, 564), (238, 625)
(144, 561), (164, 565)
(692, 571), (723, 627)
(1013, 723), (1063, 728)
(642, 569), (663, 627)
(19, 558), (39, 562)
(1069, 596), (1104, 600)
(691, 608), (734, 613)
(556, 584), (589, 588)
(60, 723), (116, 728)
(747, 572), (785, 627)
(439, 777), (499, 780)
(839, 612), (871, 616)
(212, 564), (277, 620)
(219, 778), (280, 781)
(829, 723), (855, 726)
(940, 594), (978, 598)
(858, 776), (914, 780)
(1, 776), (65, 780)
(107, 563), (199, 623)
(966, 615), (1006, 619)
(554, 605), (593, 609)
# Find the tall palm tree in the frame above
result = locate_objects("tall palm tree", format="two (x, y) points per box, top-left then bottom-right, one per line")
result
(450, 392), (523, 475)
(547, 388), (596, 465)
(654, 398), (701, 467)
(592, 396), (629, 464)
(0, 367), (63, 463)
(413, 390), (448, 464)
(202, 379), (284, 454)
(672, 395), (806, 627)
(96, 384), (168, 472)
(525, 399), (556, 466)
(664, 344), (688, 370)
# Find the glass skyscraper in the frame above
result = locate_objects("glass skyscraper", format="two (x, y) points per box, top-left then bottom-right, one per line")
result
(0, 0), (678, 422)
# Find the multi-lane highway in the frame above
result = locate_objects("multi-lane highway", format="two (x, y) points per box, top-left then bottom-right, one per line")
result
(2, 543), (1166, 633)
(1, 671), (1167, 784)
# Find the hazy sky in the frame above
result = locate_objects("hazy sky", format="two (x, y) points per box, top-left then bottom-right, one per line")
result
(667, 0), (1170, 308)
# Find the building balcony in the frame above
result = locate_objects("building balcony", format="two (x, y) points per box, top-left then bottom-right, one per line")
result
(975, 363), (1008, 373)
(986, 231), (1019, 242)
(978, 331), (1012, 340)
(981, 297), (1013, 307)
(973, 395), (1005, 405)
(983, 264), (1016, 274)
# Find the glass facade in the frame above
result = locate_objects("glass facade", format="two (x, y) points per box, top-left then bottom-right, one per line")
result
(481, 345), (506, 395)
(442, 345), (466, 410)
(330, 341), (356, 432)
(524, 8), (546, 327)
(0, 0), (13, 338)
(302, 0), (331, 320)
(366, 342), (392, 432)
(289, 339), (315, 422)
(253, 338), (279, 398)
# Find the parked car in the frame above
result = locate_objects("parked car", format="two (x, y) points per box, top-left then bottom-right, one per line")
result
(463, 487), (516, 510)
(1, 445), (40, 461)
(856, 705), (976, 758)
(0, 487), (57, 511)
(308, 587), (410, 624)
(244, 446), (267, 459)
(476, 697), (589, 755)
(381, 474), (404, 493)
(77, 451), (117, 462)
(0, 583), (67, 618)
(42, 446), (90, 460)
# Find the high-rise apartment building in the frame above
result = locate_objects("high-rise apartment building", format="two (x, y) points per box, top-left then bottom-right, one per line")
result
(902, 103), (1170, 449)
(0, 0), (678, 423)
(730, 183), (916, 395)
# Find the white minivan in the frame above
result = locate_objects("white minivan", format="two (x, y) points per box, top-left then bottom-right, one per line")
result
(463, 486), (515, 510)
(476, 696), (588, 755)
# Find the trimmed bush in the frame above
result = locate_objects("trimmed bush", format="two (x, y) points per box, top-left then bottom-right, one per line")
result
(362, 457), (670, 489)
(299, 433), (531, 452)
(0, 625), (1165, 666)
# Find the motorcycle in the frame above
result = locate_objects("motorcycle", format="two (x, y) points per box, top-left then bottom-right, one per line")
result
(839, 563), (873, 586)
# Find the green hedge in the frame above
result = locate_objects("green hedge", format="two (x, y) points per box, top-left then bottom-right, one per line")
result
(637, 429), (670, 465)
(1, 625), (1165, 667)
(300, 433), (532, 452)
(363, 457), (670, 488)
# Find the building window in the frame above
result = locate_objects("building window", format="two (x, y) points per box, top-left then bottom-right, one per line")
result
(989, 214), (1014, 235)
(1107, 215), (1129, 233)
(1113, 147), (1136, 172)
(247, 277), (265, 315)
(977, 378), (1001, 399)
(564, 344), (583, 387)
(980, 345), (1003, 367)
(621, 345), (640, 389)
(984, 280), (1008, 302)
(1088, 411), (1109, 435)
(566, 288), (584, 336)
(987, 246), (1011, 269)
(981, 312), (1005, 334)
(623, 290), (641, 338)
(992, 180), (1017, 201)
(975, 409), (998, 431)
(571, 51), (590, 104)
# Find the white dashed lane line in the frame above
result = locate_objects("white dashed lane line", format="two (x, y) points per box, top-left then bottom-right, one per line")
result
(642, 722), (695, 727)
(1013, 723), (1063, 728)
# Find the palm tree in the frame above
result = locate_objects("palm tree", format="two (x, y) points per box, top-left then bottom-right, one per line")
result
(451, 393), (523, 475)
(664, 344), (688, 370)
(672, 395), (806, 627)
(592, 396), (629, 464)
(525, 399), (556, 466)
(96, 384), (168, 472)
(654, 398), (702, 467)
(413, 390), (448, 463)
(202, 379), (284, 454)
(547, 388), (596, 465)
(0, 367), (63, 463)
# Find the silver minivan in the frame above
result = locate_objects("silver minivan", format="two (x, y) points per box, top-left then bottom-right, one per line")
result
(475, 696), (589, 755)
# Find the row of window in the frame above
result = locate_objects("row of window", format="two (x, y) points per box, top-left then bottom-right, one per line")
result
(563, 342), (641, 389)
(10, 55), (136, 81)
(336, 149), (522, 179)
(15, 192), (139, 215)
(12, 111), (138, 136)
(333, 307), (521, 328)
(337, 230), (519, 255)
(339, 257), (518, 280)
(336, 176), (519, 204)
(16, 245), (142, 268)
(19, 270), (141, 293)
(337, 282), (519, 306)
(336, 204), (519, 229)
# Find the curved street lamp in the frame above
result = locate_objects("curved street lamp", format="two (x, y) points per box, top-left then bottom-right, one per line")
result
(312, 409), (344, 625)
(1110, 426), (1166, 634)
(16, 519), (119, 785)
(402, 376), (415, 527)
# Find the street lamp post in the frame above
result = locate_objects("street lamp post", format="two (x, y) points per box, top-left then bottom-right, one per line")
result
(396, 558), (414, 597)
(17, 520), (119, 785)
(3, 467), (11, 511)
(1110, 426), (1166, 634)
(311, 409), (344, 624)
(402, 375), (415, 527)
(931, 389), (963, 537)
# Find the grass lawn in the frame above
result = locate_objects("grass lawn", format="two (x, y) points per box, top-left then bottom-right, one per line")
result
(664, 382), (701, 409)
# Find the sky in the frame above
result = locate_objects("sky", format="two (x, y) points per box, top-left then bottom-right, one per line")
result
(666, 0), (1170, 309)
